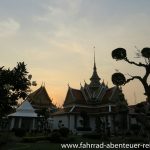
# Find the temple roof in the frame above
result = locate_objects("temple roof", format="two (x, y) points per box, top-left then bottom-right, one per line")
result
(62, 52), (127, 108)
(28, 86), (56, 109)
(8, 100), (37, 117)
(63, 87), (86, 106)
(63, 85), (127, 107)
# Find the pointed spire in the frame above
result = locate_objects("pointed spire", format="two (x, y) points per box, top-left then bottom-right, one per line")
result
(90, 47), (101, 88)
(94, 46), (96, 70)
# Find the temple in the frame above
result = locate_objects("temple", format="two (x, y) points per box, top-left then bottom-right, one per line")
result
(8, 85), (57, 131)
(52, 54), (128, 134)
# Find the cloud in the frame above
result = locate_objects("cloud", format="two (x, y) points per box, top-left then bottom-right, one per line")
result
(0, 18), (20, 38)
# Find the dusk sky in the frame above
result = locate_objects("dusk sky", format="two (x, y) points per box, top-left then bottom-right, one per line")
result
(0, 0), (150, 106)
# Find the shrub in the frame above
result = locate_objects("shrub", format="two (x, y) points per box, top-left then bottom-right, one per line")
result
(130, 124), (141, 135)
(0, 132), (9, 145)
(23, 136), (47, 142)
(76, 127), (91, 131)
(60, 136), (75, 143)
(14, 128), (26, 137)
(59, 127), (69, 137)
(49, 131), (61, 143)
(125, 131), (132, 137)
(127, 136), (146, 143)
(82, 133), (101, 139)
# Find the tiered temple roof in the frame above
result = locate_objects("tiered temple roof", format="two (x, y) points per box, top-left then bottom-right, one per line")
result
(27, 86), (56, 110)
(53, 54), (128, 115)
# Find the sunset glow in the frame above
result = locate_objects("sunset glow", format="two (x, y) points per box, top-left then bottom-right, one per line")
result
(0, 0), (150, 106)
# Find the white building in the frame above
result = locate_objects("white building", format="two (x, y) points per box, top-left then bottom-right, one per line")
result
(8, 100), (37, 130)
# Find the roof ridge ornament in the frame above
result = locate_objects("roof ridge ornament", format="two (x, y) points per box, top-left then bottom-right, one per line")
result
(67, 83), (70, 88)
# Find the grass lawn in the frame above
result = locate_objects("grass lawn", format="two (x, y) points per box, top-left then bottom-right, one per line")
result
(1, 135), (143, 150)
(1, 135), (108, 150)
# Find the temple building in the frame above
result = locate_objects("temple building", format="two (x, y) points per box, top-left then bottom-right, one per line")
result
(8, 85), (57, 130)
(52, 55), (128, 134)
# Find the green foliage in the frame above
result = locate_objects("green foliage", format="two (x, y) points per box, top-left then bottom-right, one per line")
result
(49, 130), (61, 143)
(127, 136), (146, 143)
(112, 48), (127, 60)
(130, 124), (141, 135)
(0, 132), (9, 145)
(14, 128), (26, 137)
(82, 133), (101, 139)
(59, 127), (70, 137)
(112, 72), (126, 86)
(0, 62), (34, 118)
(23, 136), (47, 142)
(76, 127), (91, 131)
(48, 130), (74, 143)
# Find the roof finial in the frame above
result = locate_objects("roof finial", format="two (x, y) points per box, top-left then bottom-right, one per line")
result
(93, 46), (96, 69)
(80, 82), (82, 87)
(102, 79), (105, 85)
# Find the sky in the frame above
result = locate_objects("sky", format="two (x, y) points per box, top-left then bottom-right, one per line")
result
(0, 0), (150, 106)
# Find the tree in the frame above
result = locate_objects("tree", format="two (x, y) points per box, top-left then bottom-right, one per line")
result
(111, 47), (150, 103)
(0, 62), (36, 118)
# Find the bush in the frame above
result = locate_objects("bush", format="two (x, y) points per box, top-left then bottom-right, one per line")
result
(130, 124), (141, 135)
(60, 136), (75, 143)
(127, 136), (146, 143)
(76, 127), (91, 131)
(14, 128), (26, 137)
(49, 131), (61, 143)
(48, 129), (74, 143)
(125, 131), (132, 137)
(23, 136), (47, 143)
(59, 127), (69, 137)
(0, 132), (9, 145)
(82, 133), (101, 139)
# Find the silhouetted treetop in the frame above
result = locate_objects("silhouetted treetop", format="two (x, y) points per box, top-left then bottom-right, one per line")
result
(112, 72), (126, 86)
(111, 47), (150, 103)
(0, 62), (36, 118)
(141, 47), (150, 58)
(112, 48), (127, 60)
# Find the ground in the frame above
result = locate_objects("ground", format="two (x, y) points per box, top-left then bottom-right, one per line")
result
(1, 130), (148, 150)
(1, 136), (101, 150)
(0, 135), (140, 150)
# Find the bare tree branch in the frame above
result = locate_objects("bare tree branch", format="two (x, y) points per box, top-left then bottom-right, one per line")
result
(125, 76), (143, 84)
(124, 57), (146, 67)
